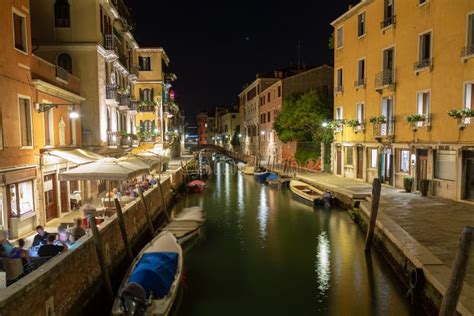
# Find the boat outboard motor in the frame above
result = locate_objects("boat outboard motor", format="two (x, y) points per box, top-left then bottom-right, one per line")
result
(120, 282), (149, 316)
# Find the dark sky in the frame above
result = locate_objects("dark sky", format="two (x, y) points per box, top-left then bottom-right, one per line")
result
(124, 0), (356, 125)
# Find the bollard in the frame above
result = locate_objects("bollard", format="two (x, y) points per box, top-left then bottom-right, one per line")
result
(138, 187), (155, 238)
(439, 226), (473, 316)
(365, 178), (381, 252)
(87, 214), (114, 303)
(114, 198), (133, 262)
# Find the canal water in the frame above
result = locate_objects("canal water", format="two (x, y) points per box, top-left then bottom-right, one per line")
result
(175, 162), (420, 315)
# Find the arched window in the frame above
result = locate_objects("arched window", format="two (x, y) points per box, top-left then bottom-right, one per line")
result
(54, 0), (70, 28)
(57, 53), (72, 73)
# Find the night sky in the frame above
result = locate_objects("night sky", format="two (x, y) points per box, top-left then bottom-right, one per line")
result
(124, 0), (356, 125)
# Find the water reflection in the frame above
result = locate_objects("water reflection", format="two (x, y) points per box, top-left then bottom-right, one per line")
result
(258, 185), (268, 246)
(315, 231), (331, 295)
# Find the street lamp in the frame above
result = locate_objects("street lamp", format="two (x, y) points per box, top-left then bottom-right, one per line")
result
(261, 131), (265, 135)
(322, 122), (328, 128)
(35, 102), (79, 119)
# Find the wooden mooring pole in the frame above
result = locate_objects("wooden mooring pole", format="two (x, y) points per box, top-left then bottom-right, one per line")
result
(87, 214), (114, 303)
(157, 174), (170, 222)
(365, 178), (381, 252)
(114, 198), (133, 262)
(439, 226), (473, 316)
(138, 187), (155, 238)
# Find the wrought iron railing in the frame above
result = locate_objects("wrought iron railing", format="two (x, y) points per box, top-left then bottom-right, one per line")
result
(104, 34), (115, 51)
(375, 69), (395, 88)
(129, 100), (138, 111)
(354, 78), (366, 88)
(106, 84), (117, 99)
(139, 104), (155, 112)
(373, 119), (395, 137)
(107, 131), (119, 146)
(56, 66), (69, 82)
(117, 93), (130, 106)
(461, 45), (474, 58)
(380, 15), (396, 29)
(335, 85), (344, 93)
(414, 58), (433, 70)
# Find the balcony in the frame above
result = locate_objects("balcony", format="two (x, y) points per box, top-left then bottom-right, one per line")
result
(373, 119), (395, 142)
(461, 45), (474, 59)
(354, 123), (366, 133)
(414, 58), (433, 71)
(129, 99), (138, 112)
(375, 69), (395, 91)
(106, 84), (117, 100)
(104, 34), (115, 51)
(117, 93), (130, 106)
(335, 85), (344, 94)
(354, 78), (366, 88)
(56, 66), (69, 82)
(380, 15), (396, 29)
(139, 103), (156, 112)
(107, 131), (119, 147)
(31, 55), (81, 95)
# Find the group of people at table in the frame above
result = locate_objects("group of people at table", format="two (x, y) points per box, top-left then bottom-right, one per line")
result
(105, 176), (158, 200)
(0, 218), (86, 271)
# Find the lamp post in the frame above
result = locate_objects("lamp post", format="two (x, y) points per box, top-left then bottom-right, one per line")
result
(35, 102), (79, 119)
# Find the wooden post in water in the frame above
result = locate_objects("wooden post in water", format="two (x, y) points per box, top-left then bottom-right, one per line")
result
(365, 178), (381, 252)
(157, 174), (170, 222)
(87, 214), (114, 303)
(439, 226), (473, 316)
(138, 187), (155, 238)
(267, 155), (271, 170)
(272, 155), (276, 171)
(114, 198), (133, 262)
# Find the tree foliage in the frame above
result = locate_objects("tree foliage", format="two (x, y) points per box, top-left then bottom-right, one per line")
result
(274, 90), (333, 143)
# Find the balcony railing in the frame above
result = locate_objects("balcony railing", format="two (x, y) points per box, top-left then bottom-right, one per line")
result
(354, 78), (366, 88)
(354, 123), (366, 133)
(373, 119), (395, 138)
(375, 69), (395, 89)
(380, 15), (396, 29)
(117, 93), (130, 106)
(414, 58), (433, 71)
(107, 131), (119, 147)
(129, 100), (138, 112)
(106, 84), (117, 99)
(139, 104), (156, 112)
(56, 66), (69, 82)
(461, 45), (474, 58)
(104, 34), (115, 51)
(335, 85), (344, 93)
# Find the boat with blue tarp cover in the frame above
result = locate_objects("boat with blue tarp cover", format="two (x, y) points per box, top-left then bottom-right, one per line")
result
(112, 231), (183, 316)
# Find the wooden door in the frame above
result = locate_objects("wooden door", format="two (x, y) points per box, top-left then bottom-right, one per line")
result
(417, 150), (428, 180)
(384, 153), (393, 184)
(60, 181), (69, 213)
(336, 149), (342, 175)
(465, 158), (474, 200)
(356, 147), (363, 179)
(44, 175), (58, 221)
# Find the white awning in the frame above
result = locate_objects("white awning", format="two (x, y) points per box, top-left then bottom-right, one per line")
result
(45, 149), (105, 165)
(59, 158), (148, 181)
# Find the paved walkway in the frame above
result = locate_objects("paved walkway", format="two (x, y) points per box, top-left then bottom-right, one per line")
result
(295, 171), (474, 313)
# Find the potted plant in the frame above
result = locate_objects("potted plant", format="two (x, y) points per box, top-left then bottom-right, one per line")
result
(369, 115), (386, 124)
(403, 177), (414, 193)
(448, 109), (463, 119)
(346, 119), (360, 128)
(419, 179), (430, 196)
(405, 114), (426, 130)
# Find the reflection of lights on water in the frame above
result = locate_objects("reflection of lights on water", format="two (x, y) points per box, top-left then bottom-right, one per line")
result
(315, 231), (331, 295)
(224, 163), (230, 207)
(237, 172), (244, 211)
(258, 186), (268, 245)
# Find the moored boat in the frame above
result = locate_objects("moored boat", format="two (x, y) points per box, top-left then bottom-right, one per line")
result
(112, 231), (183, 316)
(254, 171), (270, 182)
(289, 180), (324, 205)
(241, 166), (256, 175)
(186, 180), (206, 193)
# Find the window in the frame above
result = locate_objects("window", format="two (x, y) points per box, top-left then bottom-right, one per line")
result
(19, 97), (33, 147)
(9, 181), (34, 217)
(336, 68), (343, 92)
(278, 86), (281, 97)
(417, 91), (430, 126)
(267, 111), (270, 122)
(0, 111), (3, 150)
(44, 108), (54, 147)
(467, 14), (474, 55)
(434, 150), (456, 181)
(358, 12), (366, 37)
(336, 27), (343, 48)
(141, 88), (154, 102)
(465, 83), (473, 110)
(139, 56), (151, 71)
(383, 0), (394, 22)
(356, 103), (365, 123)
(399, 150), (410, 173)
(335, 107), (343, 120)
(346, 147), (353, 165)
(57, 53), (72, 73)
(369, 149), (378, 168)
(267, 92), (270, 102)
(357, 59), (365, 86)
(418, 32), (432, 67)
(54, 0), (70, 27)
(13, 12), (27, 52)
(419, 0), (427, 4)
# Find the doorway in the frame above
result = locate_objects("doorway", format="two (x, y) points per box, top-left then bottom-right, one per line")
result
(336, 148), (342, 175)
(464, 151), (474, 200)
(416, 149), (428, 189)
(44, 174), (58, 221)
(381, 149), (393, 185)
(356, 147), (363, 179)
(60, 181), (69, 214)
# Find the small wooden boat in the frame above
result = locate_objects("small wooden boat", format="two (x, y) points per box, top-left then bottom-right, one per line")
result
(174, 206), (205, 223)
(254, 171), (270, 182)
(241, 166), (255, 175)
(289, 180), (324, 205)
(236, 162), (246, 170)
(186, 180), (206, 193)
(112, 231), (183, 316)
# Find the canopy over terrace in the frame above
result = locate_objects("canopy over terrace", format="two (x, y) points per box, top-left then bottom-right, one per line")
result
(118, 154), (162, 172)
(59, 158), (149, 181)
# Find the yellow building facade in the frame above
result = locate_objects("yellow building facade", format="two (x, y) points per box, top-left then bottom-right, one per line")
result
(331, 0), (474, 201)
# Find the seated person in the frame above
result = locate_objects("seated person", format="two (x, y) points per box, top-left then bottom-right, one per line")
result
(67, 218), (86, 241)
(141, 179), (150, 191)
(149, 176), (158, 185)
(56, 228), (73, 247)
(39, 234), (67, 257)
(0, 230), (30, 263)
(32, 225), (49, 247)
